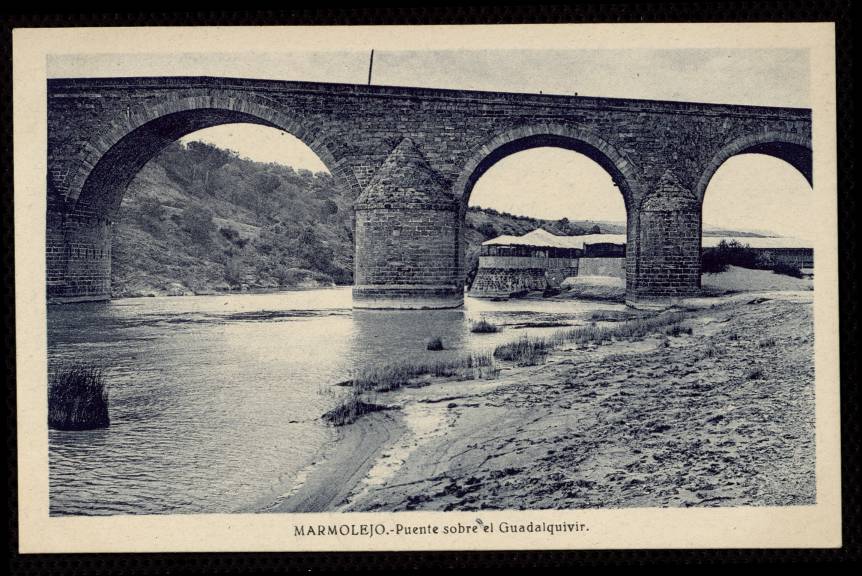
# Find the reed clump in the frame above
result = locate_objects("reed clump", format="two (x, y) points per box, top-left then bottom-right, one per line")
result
(48, 363), (110, 431)
(322, 390), (389, 426)
(494, 311), (689, 366)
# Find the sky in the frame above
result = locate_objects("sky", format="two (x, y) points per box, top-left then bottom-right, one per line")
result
(50, 48), (815, 238)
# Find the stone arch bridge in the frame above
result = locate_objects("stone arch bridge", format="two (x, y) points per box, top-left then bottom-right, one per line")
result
(47, 77), (812, 308)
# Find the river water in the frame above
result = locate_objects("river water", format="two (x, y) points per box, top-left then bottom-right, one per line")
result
(48, 287), (624, 516)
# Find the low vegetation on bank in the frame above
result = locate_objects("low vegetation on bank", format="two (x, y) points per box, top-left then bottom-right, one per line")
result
(322, 391), (390, 426)
(325, 311), (693, 426)
(702, 239), (804, 278)
(493, 311), (689, 366)
(323, 354), (499, 426)
(351, 354), (498, 393)
(48, 363), (110, 431)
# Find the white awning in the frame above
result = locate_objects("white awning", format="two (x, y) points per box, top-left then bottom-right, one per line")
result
(482, 229), (626, 250)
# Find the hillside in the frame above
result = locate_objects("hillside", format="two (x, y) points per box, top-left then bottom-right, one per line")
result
(114, 142), (355, 297)
(113, 141), (625, 297)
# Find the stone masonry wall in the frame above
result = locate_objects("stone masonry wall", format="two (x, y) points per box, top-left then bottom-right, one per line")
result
(353, 207), (461, 307)
(47, 203), (112, 301)
(630, 171), (701, 302)
(470, 267), (548, 298)
(579, 257), (626, 279)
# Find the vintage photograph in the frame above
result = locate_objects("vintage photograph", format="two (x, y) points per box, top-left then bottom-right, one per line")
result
(14, 23), (841, 552)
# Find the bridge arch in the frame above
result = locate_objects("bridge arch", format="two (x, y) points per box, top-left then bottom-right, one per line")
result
(451, 123), (643, 290)
(695, 131), (813, 203)
(59, 91), (359, 218)
(453, 123), (643, 210)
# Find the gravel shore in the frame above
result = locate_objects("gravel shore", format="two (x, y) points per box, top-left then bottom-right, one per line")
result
(275, 292), (816, 512)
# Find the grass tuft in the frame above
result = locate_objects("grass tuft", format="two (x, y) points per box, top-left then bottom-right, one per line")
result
(48, 363), (110, 431)
(426, 337), (444, 351)
(470, 319), (500, 334)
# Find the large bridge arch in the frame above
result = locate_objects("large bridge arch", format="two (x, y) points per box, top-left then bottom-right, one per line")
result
(451, 124), (643, 291)
(453, 123), (644, 208)
(694, 131), (813, 203)
(47, 91), (359, 301)
(57, 91), (359, 215)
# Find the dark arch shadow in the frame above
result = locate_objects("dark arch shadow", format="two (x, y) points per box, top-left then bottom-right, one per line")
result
(77, 110), (282, 217)
(63, 93), (357, 220)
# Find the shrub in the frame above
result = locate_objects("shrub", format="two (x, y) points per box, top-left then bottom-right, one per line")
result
(477, 222), (499, 239)
(664, 324), (693, 337)
(180, 205), (216, 246)
(701, 240), (758, 273)
(470, 319), (500, 334)
(224, 256), (246, 285)
(137, 195), (165, 234)
(772, 262), (804, 278)
(48, 364), (109, 430)
(699, 341), (723, 360)
(745, 366), (764, 380)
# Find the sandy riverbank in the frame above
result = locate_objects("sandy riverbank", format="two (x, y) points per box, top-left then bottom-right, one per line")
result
(273, 291), (815, 512)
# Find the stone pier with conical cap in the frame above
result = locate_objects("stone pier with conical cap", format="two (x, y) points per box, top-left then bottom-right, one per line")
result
(627, 169), (702, 307)
(353, 138), (463, 309)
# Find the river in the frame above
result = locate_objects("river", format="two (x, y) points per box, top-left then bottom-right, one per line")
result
(48, 287), (625, 516)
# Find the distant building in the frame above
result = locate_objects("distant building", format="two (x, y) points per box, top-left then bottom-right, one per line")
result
(470, 229), (814, 298)
(701, 236), (814, 270)
(470, 229), (626, 297)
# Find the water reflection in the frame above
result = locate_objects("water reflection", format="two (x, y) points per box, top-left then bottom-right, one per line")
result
(350, 308), (468, 373)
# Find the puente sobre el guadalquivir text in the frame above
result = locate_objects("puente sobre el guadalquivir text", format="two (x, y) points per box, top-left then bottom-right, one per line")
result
(46, 77), (812, 308)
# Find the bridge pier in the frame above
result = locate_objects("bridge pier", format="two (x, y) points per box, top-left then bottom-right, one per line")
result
(47, 202), (112, 303)
(352, 139), (463, 309)
(626, 170), (702, 308)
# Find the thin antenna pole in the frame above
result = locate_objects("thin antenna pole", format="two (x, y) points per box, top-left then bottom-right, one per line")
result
(368, 49), (374, 85)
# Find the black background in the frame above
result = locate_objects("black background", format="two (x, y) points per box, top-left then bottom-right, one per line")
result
(3, 1), (858, 570)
